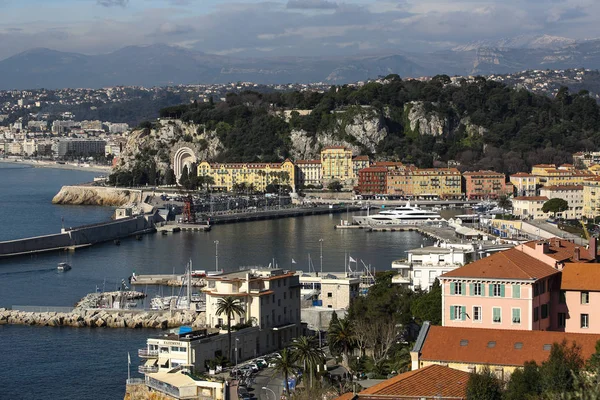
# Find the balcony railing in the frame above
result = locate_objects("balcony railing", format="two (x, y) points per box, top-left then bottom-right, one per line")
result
(138, 349), (158, 358)
(138, 365), (159, 374)
(146, 377), (181, 398)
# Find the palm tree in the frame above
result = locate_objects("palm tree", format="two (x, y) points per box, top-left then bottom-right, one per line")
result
(271, 348), (297, 398)
(215, 296), (245, 362)
(328, 317), (356, 371)
(291, 336), (324, 389)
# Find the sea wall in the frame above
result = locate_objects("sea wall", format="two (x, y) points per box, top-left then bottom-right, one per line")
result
(0, 308), (205, 329)
(52, 185), (142, 206)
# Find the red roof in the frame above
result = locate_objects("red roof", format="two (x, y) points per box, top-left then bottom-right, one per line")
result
(463, 170), (505, 177)
(561, 263), (600, 291)
(418, 326), (600, 367)
(336, 364), (470, 400)
(359, 167), (388, 173)
(441, 247), (559, 280)
(540, 185), (583, 191)
(296, 160), (321, 165)
(513, 196), (549, 201)
(518, 239), (595, 263)
(511, 172), (534, 177)
(352, 155), (370, 161)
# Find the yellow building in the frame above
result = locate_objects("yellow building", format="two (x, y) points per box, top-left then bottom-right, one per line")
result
(528, 164), (594, 187)
(321, 146), (354, 185)
(509, 173), (539, 197)
(351, 155), (370, 178)
(583, 176), (600, 219)
(197, 159), (296, 192)
(588, 164), (600, 175)
(386, 167), (462, 199)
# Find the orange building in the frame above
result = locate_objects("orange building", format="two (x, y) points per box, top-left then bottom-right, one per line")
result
(357, 167), (388, 195)
(463, 170), (507, 200)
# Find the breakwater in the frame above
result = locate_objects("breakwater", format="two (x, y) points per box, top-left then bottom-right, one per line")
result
(208, 205), (362, 224)
(0, 215), (155, 258)
(52, 185), (142, 206)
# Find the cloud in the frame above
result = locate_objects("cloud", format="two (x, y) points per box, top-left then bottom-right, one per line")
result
(286, 0), (338, 10)
(96, 0), (128, 7)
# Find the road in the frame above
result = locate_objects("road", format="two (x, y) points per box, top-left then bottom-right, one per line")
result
(246, 368), (284, 400)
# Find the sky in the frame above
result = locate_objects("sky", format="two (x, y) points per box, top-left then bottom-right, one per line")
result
(0, 0), (598, 60)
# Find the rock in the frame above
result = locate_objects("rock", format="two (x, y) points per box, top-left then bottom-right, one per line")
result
(405, 101), (447, 137)
(52, 186), (140, 206)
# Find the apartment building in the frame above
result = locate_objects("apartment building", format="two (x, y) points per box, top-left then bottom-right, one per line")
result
(204, 268), (302, 356)
(574, 151), (600, 168)
(539, 185), (583, 219)
(295, 160), (322, 188)
(511, 196), (549, 220)
(351, 155), (370, 178)
(357, 167), (388, 195)
(463, 170), (507, 200)
(299, 272), (360, 310)
(583, 176), (600, 219)
(391, 244), (470, 291)
(411, 323), (600, 379)
(386, 168), (462, 199)
(510, 173), (539, 196)
(321, 146), (354, 185)
(197, 159), (296, 192)
(52, 139), (106, 158)
(440, 238), (598, 333)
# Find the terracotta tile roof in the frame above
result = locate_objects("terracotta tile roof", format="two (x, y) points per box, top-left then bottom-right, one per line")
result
(359, 167), (388, 173)
(418, 326), (600, 367)
(335, 394), (355, 400)
(440, 248), (559, 280)
(584, 176), (600, 182)
(296, 160), (321, 165)
(511, 172), (535, 177)
(513, 196), (549, 201)
(561, 263), (600, 291)
(519, 239), (595, 262)
(352, 155), (370, 161)
(345, 364), (469, 400)
(540, 185), (583, 191)
(533, 164), (556, 168)
(463, 170), (505, 177)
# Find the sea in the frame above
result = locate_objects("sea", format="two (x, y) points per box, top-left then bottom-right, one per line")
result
(0, 162), (433, 399)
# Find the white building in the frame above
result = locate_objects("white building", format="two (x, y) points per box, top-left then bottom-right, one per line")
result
(295, 160), (322, 188)
(539, 185), (583, 219)
(392, 244), (470, 291)
(512, 196), (549, 220)
(299, 272), (360, 310)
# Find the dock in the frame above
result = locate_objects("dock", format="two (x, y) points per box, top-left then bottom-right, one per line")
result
(336, 223), (465, 243)
(131, 274), (207, 287)
(156, 223), (211, 233)
(207, 205), (362, 224)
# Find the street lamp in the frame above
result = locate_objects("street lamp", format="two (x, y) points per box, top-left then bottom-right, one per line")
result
(319, 238), (324, 273)
(214, 240), (219, 272)
(262, 386), (276, 400)
(235, 338), (239, 366)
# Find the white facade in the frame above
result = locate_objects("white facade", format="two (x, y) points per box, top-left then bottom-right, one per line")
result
(299, 272), (360, 310)
(539, 185), (583, 219)
(512, 196), (549, 220)
(392, 244), (470, 291)
(296, 161), (322, 187)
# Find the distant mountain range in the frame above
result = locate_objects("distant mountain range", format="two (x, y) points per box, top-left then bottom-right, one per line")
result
(2, 36), (600, 89)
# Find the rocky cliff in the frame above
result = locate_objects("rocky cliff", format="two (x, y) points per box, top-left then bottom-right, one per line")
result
(52, 186), (141, 206)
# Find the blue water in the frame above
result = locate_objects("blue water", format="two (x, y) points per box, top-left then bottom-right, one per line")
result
(0, 162), (433, 399)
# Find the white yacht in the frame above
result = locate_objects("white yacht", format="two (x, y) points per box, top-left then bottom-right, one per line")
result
(355, 202), (443, 225)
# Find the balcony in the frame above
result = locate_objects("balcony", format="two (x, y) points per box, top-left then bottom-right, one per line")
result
(392, 274), (411, 286)
(138, 363), (159, 374)
(138, 349), (158, 358)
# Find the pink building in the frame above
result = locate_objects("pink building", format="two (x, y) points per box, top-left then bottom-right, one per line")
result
(440, 238), (598, 332)
(554, 263), (600, 332)
(463, 170), (507, 200)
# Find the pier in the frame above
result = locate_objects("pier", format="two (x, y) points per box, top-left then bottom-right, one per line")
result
(207, 205), (362, 224)
(131, 274), (207, 287)
(336, 223), (469, 242)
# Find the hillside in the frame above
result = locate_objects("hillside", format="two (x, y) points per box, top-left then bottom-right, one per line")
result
(112, 76), (600, 185)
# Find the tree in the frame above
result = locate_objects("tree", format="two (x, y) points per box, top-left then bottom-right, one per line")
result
(504, 361), (542, 400)
(179, 165), (189, 187)
(465, 366), (503, 400)
(540, 340), (584, 395)
(165, 168), (176, 186)
(497, 194), (512, 211)
(410, 279), (442, 325)
(585, 340), (600, 380)
(328, 317), (356, 370)
(270, 348), (297, 398)
(215, 297), (245, 362)
(542, 198), (569, 219)
(291, 336), (324, 389)
(328, 180), (343, 192)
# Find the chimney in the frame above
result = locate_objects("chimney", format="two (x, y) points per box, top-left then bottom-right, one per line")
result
(553, 237), (560, 248)
(574, 247), (580, 262)
(535, 241), (549, 255)
(589, 237), (598, 260)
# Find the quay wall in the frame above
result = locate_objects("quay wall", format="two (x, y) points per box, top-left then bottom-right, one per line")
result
(0, 308), (205, 329)
(0, 216), (154, 257)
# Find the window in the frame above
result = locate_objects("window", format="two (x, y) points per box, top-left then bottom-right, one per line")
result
(414, 271), (421, 278)
(512, 284), (520, 299)
(327, 292), (333, 298)
(558, 312), (566, 328)
(541, 304), (549, 319)
(581, 314), (589, 329)
(539, 280), (546, 295)
(582, 291), (590, 305)
(492, 284), (503, 297)
(512, 308), (521, 324)
(429, 271), (436, 283)
(473, 306), (481, 322)
(533, 307), (539, 322)
(559, 291), (566, 304)
(493, 307), (501, 323)
(451, 282), (464, 295)
(473, 283), (482, 296)
(450, 305), (466, 321)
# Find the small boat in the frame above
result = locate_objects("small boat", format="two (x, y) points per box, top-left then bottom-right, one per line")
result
(57, 262), (71, 271)
(114, 239), (121, 246)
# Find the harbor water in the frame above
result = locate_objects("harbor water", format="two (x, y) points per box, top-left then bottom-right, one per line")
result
(0, 162), (433, 399)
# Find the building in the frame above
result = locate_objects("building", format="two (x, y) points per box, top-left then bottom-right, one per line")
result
(574, 151), (600, 168)
(295, 160), (322, 188)
(357, 167), (388, 195)
(512, 196), (549, 220)
(52, 139), (106, 158)
(387, 168), (462, 199)
(410, 323), (600, 379)
(539, 185), (583, 219)
(51, 120), (79, 135)
(321, 146), (354, 185)
(197, 160), (296, 192)
(463, 170), (507, 200)
(440, 238), (597, 332)
(203, 268), (302, 358)
(583, 176), (600, 219)
(555, 263), (600, 332)
(144, 370), (226, 400)
(299, 272), (360, 310)
(352, 155), (370, 178)
(391, 244), (470, 291)
(531, 164), (594, 187)
(108, 123), (129, 134)
(510, 173), (539, 197)
(335, 364), (470, 400)
(105, 139), (126, 158)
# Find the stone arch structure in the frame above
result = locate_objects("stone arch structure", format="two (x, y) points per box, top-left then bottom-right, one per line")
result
(173, 147), (197, 182)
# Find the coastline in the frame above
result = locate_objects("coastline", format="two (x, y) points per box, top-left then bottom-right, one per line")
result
(0, 158), (112, 174)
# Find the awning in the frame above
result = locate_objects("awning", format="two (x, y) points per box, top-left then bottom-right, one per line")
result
(144, 359), (158, 367)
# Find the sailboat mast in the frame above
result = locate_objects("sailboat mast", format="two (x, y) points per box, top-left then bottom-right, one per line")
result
(187, 260), (192, 309)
